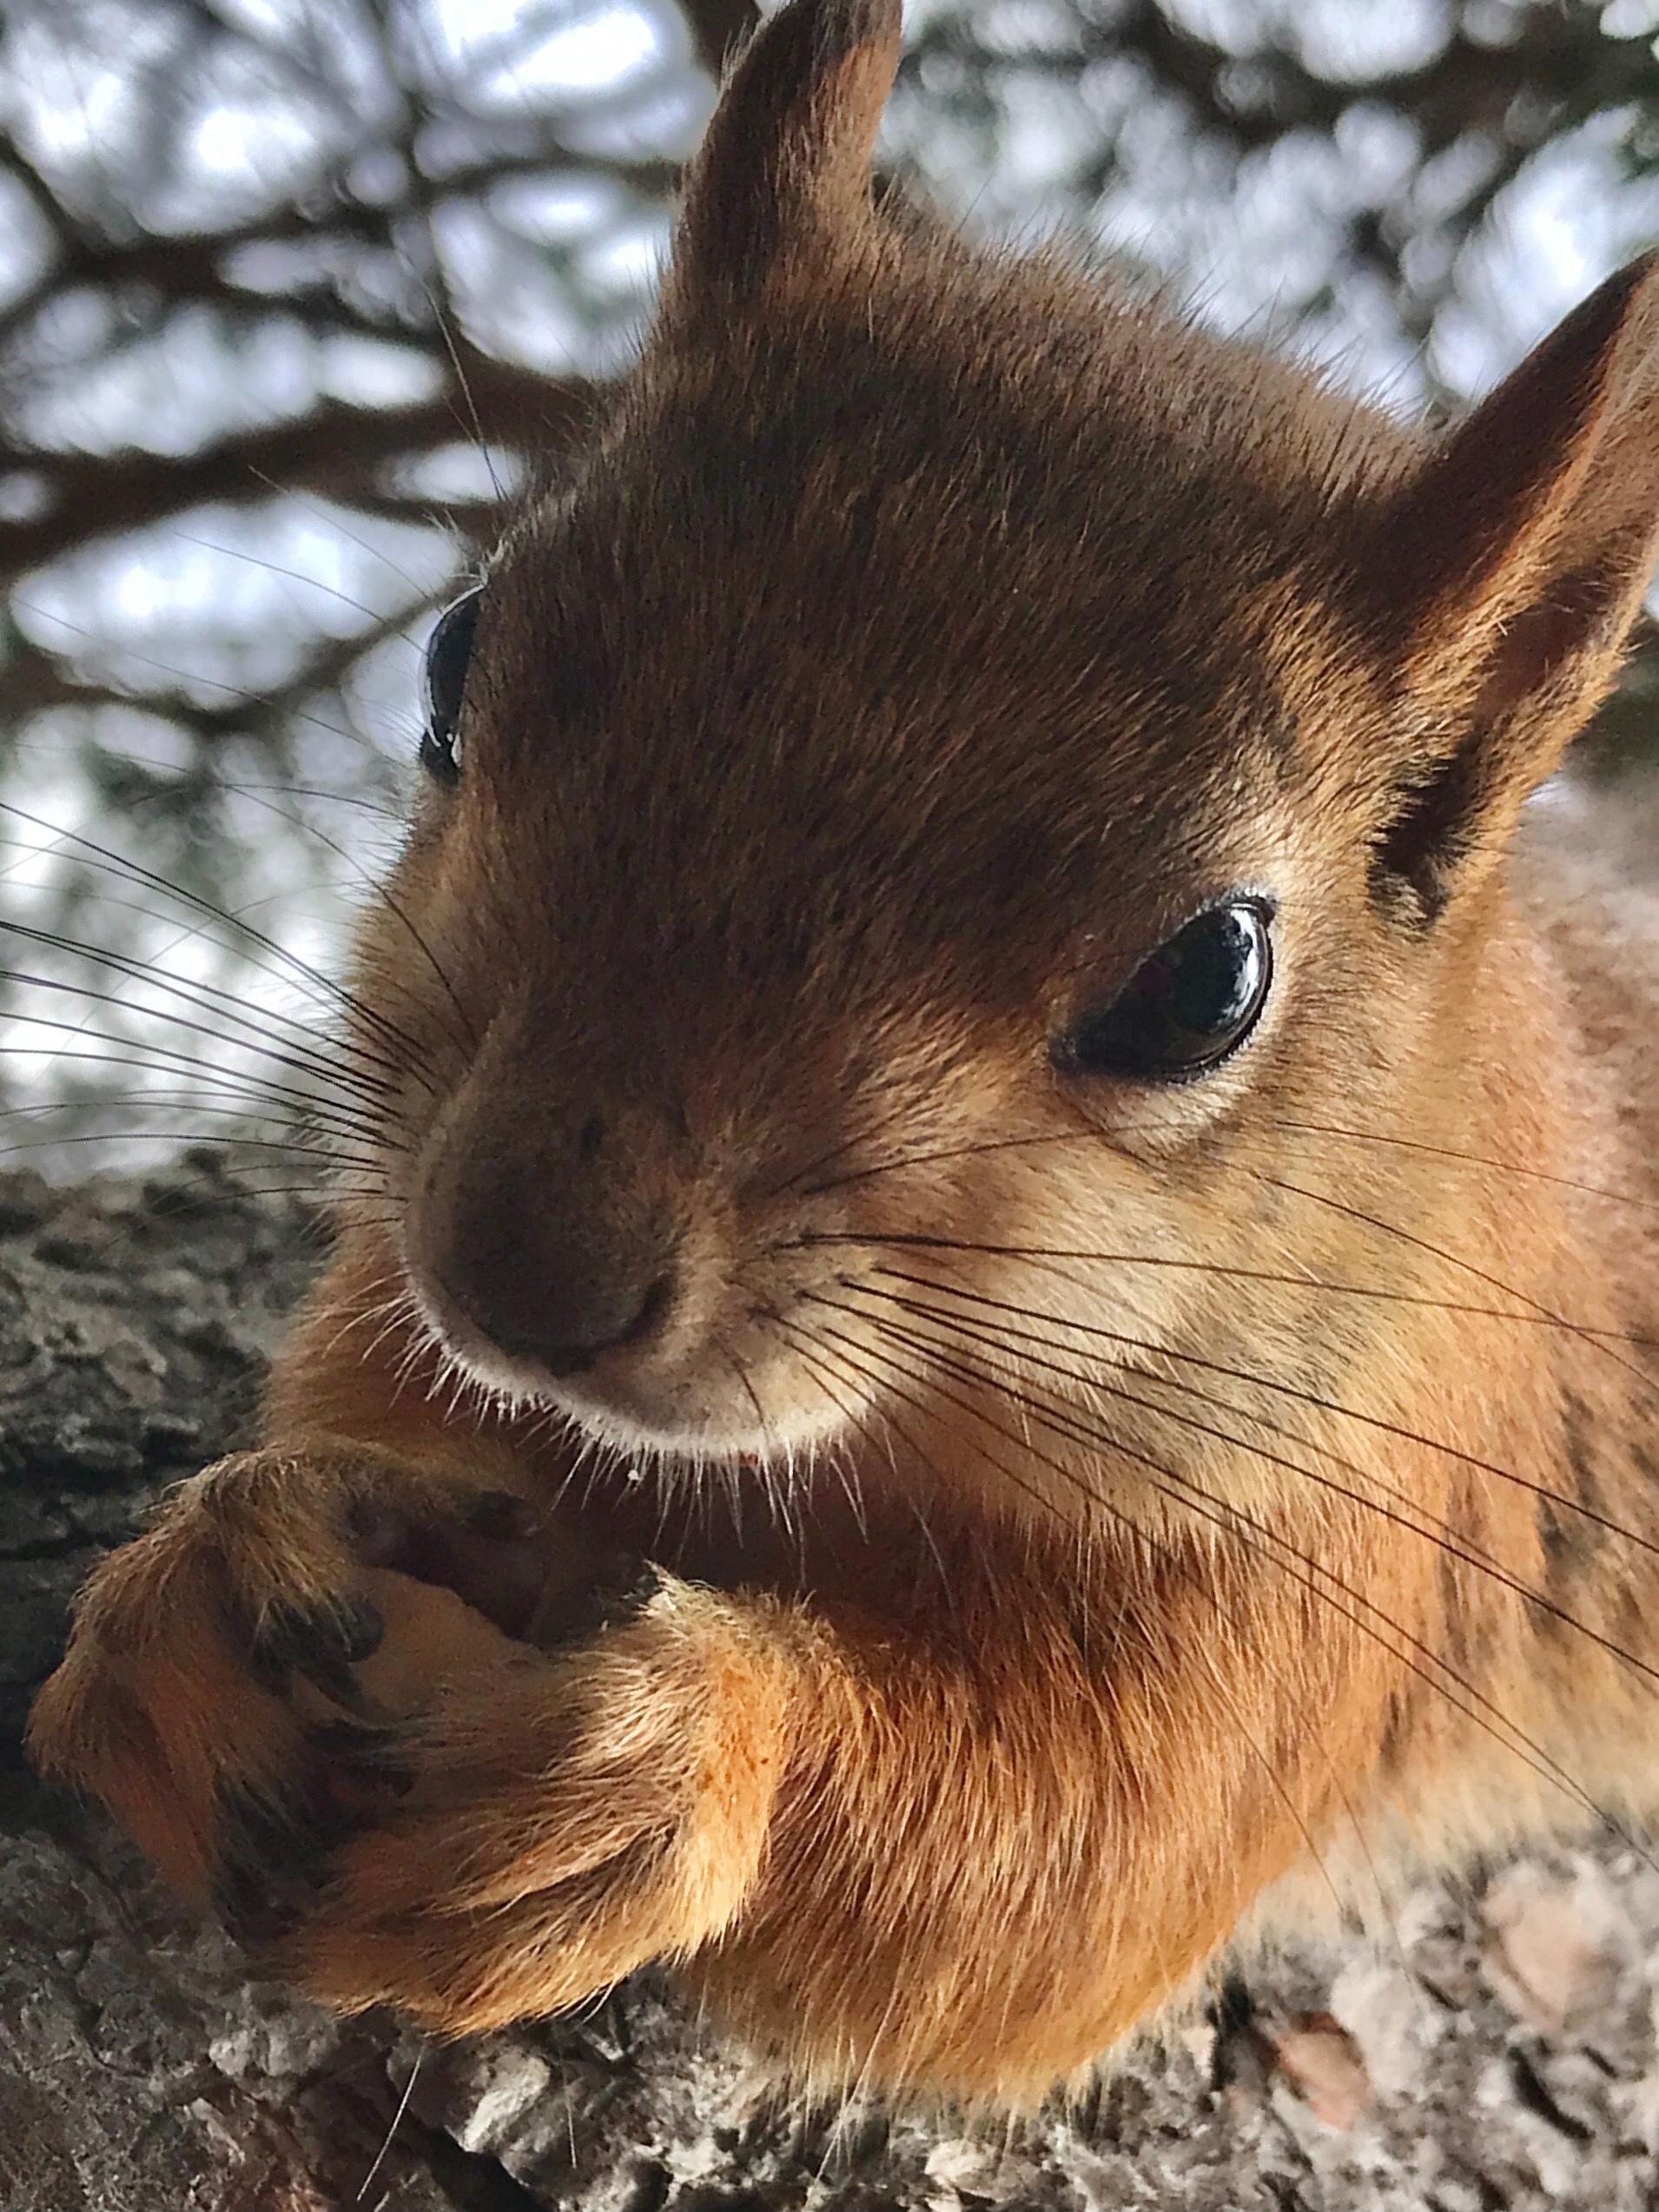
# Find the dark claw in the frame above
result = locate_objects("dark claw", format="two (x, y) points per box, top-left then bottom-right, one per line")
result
(589, 1555), (661, 1629)
(458, 1489), (544, 1542)
(346, 1499), (409, 1568)
(525, 1554), (660, 1650)
(216, 1762), (354, 1945)
(334, 1592), (387, 1662)
(348, 1494), (550, 1638)
(217, 1716), (415, 1945)
(347, 1488), (655, 1649)
(249, 1592), (384, 1710)
(307, 1714), (399, 1759)
(347, 1488), (539, 1566)
(308, 1717), (416, 1800)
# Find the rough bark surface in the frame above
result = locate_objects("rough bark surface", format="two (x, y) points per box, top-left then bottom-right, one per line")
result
(2, 1158), (1656, 2212)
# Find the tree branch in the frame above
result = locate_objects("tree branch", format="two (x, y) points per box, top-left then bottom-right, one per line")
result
(0, 365), (599, 584)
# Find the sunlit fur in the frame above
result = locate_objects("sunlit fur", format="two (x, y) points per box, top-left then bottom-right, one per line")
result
(30, 0), (1659, 2103)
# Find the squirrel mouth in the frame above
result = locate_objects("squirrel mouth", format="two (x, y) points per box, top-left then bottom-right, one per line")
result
(400, 1250), (848, 1465)
(397, 1124), (874, 1462)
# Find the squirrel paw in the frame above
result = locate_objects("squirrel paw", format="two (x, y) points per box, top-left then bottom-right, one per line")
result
(30, 1451), (794, 2029)
(282, 1575), (795, 2031)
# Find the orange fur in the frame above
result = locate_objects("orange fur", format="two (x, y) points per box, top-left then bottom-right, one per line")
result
(29, 0), (1659, 2103)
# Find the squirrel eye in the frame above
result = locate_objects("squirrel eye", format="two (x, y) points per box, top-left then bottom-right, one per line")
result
(1054, 900), (1273, 1082)
(420, 590), (480, 786)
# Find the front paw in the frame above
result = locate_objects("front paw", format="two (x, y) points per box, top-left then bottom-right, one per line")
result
(284, 1576), (799, 2034)
(27, 1446), (582, 1912)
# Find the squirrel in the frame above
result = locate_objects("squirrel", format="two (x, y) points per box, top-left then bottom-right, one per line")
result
(25, 0), (1659, 2105)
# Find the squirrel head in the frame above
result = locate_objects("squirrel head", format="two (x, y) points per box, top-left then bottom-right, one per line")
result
(352, 0), (1659, 1489)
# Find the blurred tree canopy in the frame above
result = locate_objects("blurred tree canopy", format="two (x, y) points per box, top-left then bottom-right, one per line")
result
(0, 0), (1656, 1146)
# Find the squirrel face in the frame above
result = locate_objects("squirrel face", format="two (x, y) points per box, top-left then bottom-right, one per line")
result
(347, 0), (1659, 1494)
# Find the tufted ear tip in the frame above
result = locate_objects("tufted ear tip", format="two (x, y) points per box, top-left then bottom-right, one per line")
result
(667, 0), (903, 309)
(1357, 254), (1659, 919)
(727, 0), (902, 65)
(1365, 255), (1659, 680)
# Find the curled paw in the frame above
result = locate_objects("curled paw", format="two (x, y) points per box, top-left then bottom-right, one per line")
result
(281, 1575), (799, 2033)
(26, 1445), (653, 1925)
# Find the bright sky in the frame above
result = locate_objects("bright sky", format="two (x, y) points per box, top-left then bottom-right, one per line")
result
(426, 0), (670, 100)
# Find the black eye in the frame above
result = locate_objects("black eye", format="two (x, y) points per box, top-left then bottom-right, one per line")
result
(1055, 900), (1273, 1082)
(420, 590), (480, 786)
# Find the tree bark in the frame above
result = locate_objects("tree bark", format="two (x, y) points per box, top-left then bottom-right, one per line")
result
(1, 1158), (1654, 2210)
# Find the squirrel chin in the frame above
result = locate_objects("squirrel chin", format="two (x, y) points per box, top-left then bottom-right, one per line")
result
(403, 1264), (849, 1465)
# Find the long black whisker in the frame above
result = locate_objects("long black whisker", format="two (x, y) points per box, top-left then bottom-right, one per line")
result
(768, 1313), (956, 1592)
(191, 781), (478, 1066)
(849, 1284), (1659, 1692)
(774, 1311), (1371, 1912)
(0, 919), (405, 1103)
(785, 1233), (1659, 1350)
(0, 1082), (390, 1151)
(149, 781), (404, 822)
(1266, 1118), (1659, 1217)
(422, 298), (507, 506)
(767, 1095), (948, 1201)
(792, 1115), (1659, 1225)
(0, 963), (400, 1118)
(0, 800), (437, 1083)
(792, 1125), (1107, 1200)
(0, 1127), (387, 1173)
(0, 1040), (393, 1152)
(783, 1309), (1581, 1913)
(819, 1307), (1649, 1861)
(198, 1179), (395, 1204)
(165, 527), (430, 644)
(867, 1266), (1659, 1560)
(241, 463), (459, 605)
(1259, 1170), (1656, 1392)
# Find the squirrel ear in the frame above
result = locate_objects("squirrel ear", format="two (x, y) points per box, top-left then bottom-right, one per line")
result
(1361, 254), (1659, 921)
(665, 0), (902, 307)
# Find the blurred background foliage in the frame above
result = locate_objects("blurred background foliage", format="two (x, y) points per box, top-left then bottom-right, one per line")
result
(0, 0), (1657, 1158)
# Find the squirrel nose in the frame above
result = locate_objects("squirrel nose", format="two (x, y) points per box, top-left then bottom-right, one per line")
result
(430, 1165), (677, 1378)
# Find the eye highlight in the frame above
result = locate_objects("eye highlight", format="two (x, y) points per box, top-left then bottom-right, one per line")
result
(1054, 900), (1273, 1083)
(420, 590), (480, 786)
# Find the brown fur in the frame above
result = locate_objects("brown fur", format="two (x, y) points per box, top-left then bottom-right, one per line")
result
(28, 0), (1659, 2103)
